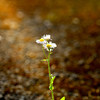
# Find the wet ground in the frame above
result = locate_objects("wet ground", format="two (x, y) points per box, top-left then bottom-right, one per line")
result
(0, 0), (100, 100)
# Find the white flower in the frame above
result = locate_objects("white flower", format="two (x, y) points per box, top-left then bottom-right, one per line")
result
(36, 38), (47, 44)
(42, 35), (51, 41)
(43, 42), (57, 51)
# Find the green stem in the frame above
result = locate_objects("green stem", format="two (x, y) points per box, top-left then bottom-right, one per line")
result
(42, 45), (47, 59)
(47, 52), (51, 80)
(51, 89), (54, 100)
(48, 52), (54, 100)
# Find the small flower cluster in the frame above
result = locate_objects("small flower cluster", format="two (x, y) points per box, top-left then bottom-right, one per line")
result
(36, 35), (65, 100)
(36, 35), (57, 51)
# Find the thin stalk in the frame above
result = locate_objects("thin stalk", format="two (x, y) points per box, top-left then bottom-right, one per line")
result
(42, 45), (47, 59)
(47, 52), (51, 80)
(48, 52), (54, 100)
(51, 90), (54, 100)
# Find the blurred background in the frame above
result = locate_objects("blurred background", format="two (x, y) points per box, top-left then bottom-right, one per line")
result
(0, 0), (100, 100)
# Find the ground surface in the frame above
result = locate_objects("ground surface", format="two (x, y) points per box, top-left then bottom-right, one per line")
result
(0, 0), (100, 100)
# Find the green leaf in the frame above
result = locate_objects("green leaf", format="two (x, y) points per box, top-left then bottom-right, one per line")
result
(51, 76), (55, 84)
(49, 75), (56, 90)
(60, 97), (65, 100)
(49, 84), (54, 90)
(41, 59), (48, 61)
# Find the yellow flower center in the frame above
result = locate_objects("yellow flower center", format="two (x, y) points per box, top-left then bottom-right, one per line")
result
(46, 44), (52, 48)
(39, 38), (44, 42)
